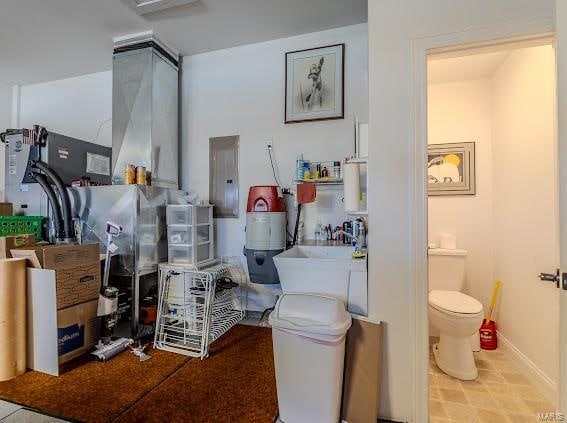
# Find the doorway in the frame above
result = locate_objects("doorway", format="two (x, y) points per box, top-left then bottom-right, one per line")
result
(426, 39), (559, 421)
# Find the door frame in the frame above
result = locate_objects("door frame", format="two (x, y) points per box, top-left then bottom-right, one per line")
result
(409, 18), (556, 422)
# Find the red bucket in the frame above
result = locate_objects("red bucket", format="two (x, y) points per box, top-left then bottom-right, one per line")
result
(480, 319), (497, 350)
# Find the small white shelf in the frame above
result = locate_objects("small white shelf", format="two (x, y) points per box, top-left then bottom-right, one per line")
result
(295, 178), (343, 185)
(346, 157), (368, 164)
(347, 210), (368, 216)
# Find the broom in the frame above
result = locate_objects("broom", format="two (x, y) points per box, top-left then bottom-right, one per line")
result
(486, 280), (501, 324)
(480, 280), (501, 350)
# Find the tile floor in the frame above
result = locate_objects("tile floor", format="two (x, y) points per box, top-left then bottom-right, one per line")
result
(0, 401), (67, 422)
(429, 343), (555, 422)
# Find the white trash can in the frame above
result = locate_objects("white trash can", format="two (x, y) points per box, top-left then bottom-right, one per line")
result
(269, 293), (352, 423)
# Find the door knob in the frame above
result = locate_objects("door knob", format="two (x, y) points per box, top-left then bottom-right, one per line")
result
(538, 269), (560, 288)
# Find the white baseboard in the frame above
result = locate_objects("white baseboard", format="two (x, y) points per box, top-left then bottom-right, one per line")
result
(496, 330), (557, 407)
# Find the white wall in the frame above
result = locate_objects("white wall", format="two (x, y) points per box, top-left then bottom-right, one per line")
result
(0, 83), (13, 198)
(182, 24), (369, 309)
(491, 45), (559, 391)
(368, 1), (555, 420)
(0, 83), (12, 131)
(428, 80), (494, 300)
(19, 71), (112, 147)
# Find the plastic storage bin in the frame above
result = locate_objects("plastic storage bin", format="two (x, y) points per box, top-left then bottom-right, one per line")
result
(166, 205), (193, 225)
(168, 244), (212, 264)
(269, 293), (352, 423)
(0, 216), (46, 240)
(168, 225), (191, 245)
(166, 204), (214, 265)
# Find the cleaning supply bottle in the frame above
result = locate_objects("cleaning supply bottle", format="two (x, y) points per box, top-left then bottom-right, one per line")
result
(314, 220), (322, 241)
(358, 221), (366, 248)
(333, 161), (341, 178)
(295, 154), (304, 180)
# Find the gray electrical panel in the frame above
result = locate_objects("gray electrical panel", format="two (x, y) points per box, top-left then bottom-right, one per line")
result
(209, 136), (239, 218)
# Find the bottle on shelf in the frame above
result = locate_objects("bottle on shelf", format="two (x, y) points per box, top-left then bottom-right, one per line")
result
(295, 154), (304, 180)
(314, 220), (322, 241)
(333, 161), (341, 179)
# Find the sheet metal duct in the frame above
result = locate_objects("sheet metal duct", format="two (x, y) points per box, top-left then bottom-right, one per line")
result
(112, 33), (179, 188)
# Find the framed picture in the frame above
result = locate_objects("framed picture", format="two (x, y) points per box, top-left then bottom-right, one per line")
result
(285, 43), (344, 124)
(428, 142), (476, 196)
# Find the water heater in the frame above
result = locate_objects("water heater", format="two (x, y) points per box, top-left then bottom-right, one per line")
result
(244, 186), (286, 284)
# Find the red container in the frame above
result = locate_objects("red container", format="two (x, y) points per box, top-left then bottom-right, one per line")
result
(247, 186), (285, 212)
(480, 319), (497, 350)
(296, 183), (316, 205)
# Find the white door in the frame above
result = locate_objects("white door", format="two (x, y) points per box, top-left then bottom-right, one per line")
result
(557, 1), (567, 413)
(488, 43), (560, 405)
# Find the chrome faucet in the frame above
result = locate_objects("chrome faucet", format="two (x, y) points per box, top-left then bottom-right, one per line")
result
(337, 230), (361, 251)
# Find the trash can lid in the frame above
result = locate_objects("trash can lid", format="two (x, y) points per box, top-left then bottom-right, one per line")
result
(269, 293), (352, 336)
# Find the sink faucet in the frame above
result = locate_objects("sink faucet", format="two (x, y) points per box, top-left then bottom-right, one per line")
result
(337, 230), (362, 251)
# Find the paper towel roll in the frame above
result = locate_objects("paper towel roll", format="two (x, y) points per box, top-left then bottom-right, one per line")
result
(439, 234), (457, 250)
(344, 163), (361, 212)
(0, 258), (27, 381)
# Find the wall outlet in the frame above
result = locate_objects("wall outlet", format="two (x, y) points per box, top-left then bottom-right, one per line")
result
(267, 138), (273, 149)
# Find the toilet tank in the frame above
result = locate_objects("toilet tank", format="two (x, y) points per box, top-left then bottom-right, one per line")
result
(428, 248), (467, 291)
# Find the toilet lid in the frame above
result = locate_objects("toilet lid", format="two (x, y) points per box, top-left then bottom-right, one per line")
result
(429, 290), (483, 315)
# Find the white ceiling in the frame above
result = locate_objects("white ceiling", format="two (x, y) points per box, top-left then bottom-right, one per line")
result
(0, 0), (367, 86)
(428, 51), (512, 84)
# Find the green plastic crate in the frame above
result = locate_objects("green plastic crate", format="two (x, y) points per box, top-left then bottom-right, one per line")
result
(0, 216), (46, 240)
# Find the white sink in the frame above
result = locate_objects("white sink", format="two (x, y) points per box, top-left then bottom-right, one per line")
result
(274, 245), (368, 315)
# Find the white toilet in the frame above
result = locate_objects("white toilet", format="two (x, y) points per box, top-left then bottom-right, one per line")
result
(428, 248), (484, 380)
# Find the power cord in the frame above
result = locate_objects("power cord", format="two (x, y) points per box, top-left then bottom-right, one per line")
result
(91, 117), (112, 143)
(268, 144), (282, 188)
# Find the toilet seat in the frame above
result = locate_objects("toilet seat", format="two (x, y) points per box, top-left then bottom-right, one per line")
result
(429, 290), (483, 316)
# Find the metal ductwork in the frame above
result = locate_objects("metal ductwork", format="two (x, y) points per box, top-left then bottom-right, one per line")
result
(112, 32), (179, 189)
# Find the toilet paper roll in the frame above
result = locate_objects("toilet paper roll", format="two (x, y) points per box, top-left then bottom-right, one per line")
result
(0, 258), (27, 381)
(439, 234), (457, 250)
(344, 163), (361, 212)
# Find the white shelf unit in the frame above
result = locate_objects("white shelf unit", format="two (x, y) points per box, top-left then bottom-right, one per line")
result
(166, 205), (214, 265)
(154, 259), (246, 358)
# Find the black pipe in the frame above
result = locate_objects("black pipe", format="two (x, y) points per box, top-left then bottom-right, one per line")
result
(30, 172), (65, 240)
(292, 203), (302, 247)
(29, 160), (75, 239)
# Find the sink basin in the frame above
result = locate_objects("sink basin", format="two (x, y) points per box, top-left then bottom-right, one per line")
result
(276, 245), (365, 266)
(274, 245), (367, 315)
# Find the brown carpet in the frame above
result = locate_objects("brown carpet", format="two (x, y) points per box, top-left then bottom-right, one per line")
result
(115, 325), (278, 423)
(0, 348), (190, 423)
(0, 325), (278, 423)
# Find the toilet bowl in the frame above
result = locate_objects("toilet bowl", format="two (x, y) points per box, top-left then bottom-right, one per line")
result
(429, 290), (484, 380)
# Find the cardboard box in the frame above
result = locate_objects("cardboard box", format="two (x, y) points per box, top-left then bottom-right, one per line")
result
(12, 243), (100, 309)
(0, 234), (35, 259)
(57, 300), (98, 364)
(341, 317), (384, 423)
(0, 202), (13, 216)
